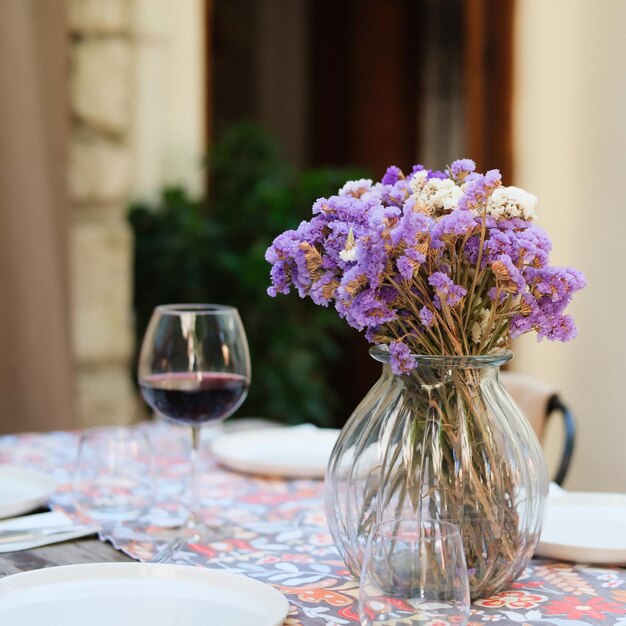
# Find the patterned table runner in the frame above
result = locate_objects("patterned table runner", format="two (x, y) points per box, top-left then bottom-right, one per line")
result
(1, 425), (625, 625)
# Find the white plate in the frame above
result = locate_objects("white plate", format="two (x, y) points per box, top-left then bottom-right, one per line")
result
(536, 491), (626, 564)
(0, 563), (289, 626)
(0, 466), (56, 519)
(212, 426), (340, 478)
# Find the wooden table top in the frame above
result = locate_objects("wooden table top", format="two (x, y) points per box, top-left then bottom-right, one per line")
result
(0, 538), (131, 578)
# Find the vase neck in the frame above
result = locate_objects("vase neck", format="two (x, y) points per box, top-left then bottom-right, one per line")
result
(369, 346), (512, 371)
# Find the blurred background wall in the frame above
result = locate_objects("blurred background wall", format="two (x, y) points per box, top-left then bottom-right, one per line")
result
(513, 0), (626, 492)
(132, 0), (206, 202)
(0, 0), (624, 492)
(0, 0), (75, 433)
(69, 0), (136, 427)
(69, 0), (208, 425)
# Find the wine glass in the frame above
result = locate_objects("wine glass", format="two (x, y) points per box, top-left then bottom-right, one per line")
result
(138, 304), (250, 547)
(74, 426), (154, 524)
(359, 518), (470, 625)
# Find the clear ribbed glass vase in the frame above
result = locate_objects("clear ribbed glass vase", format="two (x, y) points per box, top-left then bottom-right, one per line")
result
(325, 347), (548, 599)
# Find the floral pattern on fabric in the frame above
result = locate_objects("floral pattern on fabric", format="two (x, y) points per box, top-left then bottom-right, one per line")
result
(1, 424), (626, 625)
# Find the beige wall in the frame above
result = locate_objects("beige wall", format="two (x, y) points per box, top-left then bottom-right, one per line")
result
(69, 0), (136, 426)
(67, 0), (206, 427)
(131, 0), (206, 203)
(514, 0), (626, 491)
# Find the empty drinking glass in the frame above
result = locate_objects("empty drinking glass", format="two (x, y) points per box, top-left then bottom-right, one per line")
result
(73, 427), (154, 523)
(359, 518), (470, 626)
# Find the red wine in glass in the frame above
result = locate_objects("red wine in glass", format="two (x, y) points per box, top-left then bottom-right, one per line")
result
(140, 372), (249, 425)
(137, 304), (251, 551)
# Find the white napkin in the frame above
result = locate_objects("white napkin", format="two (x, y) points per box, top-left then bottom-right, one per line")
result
(0, 510), (98, 553)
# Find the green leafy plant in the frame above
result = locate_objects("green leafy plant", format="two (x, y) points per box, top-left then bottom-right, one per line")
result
(129, 122), (364, 426)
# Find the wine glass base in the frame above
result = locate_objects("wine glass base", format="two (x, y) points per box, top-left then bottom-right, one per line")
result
(149, 521), (232, 563)
(182, 520), (229, 545)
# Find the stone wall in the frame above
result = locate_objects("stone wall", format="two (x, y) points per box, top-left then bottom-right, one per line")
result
(68, 0), (137, 426)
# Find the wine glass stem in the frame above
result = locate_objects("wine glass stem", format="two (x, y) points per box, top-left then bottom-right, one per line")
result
(188, 424), (202, 528)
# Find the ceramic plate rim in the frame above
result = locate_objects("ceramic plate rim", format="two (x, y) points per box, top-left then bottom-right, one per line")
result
(0, 562), (289, 625)
(537, 491), (626, 564)
(211, 427), (340, 478)
(0, 465), (56, 519)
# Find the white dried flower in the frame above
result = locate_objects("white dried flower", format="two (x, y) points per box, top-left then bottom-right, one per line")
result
(361, 182), (387, 203)
(485, 186), (538, 221)
(338, 178), (373, 198)
(408, 170), (428, 194)
(339, 227), (357, 262)
(340, 248), (357, 262)
(471, 307), (491, 344)
(419, 178), (463, 215)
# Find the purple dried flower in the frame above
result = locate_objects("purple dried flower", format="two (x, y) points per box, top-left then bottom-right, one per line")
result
(464, 235), (481, 264)
(429, 272), (453, 292)
(446, 285), (467, 307)
(309, 272), (339, 307)
(409, 164), (426, 178)
(428, 272), (467, 308)
(542, 314), (577, 342)
(268, 262), (291, 297)
(458, 169), (502, 212)
(419, 306), (435, 328)
(389, 340), (418, 375)
(266, 160), (585, 368)
(531, 266), (586, 304)
(382, 166), (404, 185)
(388, 179), (411, 205)
(509, 314), (534, 339)
(354, 236), (387, 290)
(449, 159), (476, 182)
(266, 230), (303, 296)
(488, 287), (507, 304)
(492, 254), (526, 293)
(432, 209), (479, 243)
(427, 169), (448, 180)
(484, 230), (518, 262)
(515, 226), (551, 268)
(342, 290), (397, 331)
(391, 208), (432, 247)
(397, 255), (416, 281)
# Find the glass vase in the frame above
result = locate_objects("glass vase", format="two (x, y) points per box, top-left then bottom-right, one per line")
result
(325, 347), (548, 599)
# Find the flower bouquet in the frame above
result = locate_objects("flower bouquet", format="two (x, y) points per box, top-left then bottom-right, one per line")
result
(265, 160), (585, 597)
(266, 160), (584, 366)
